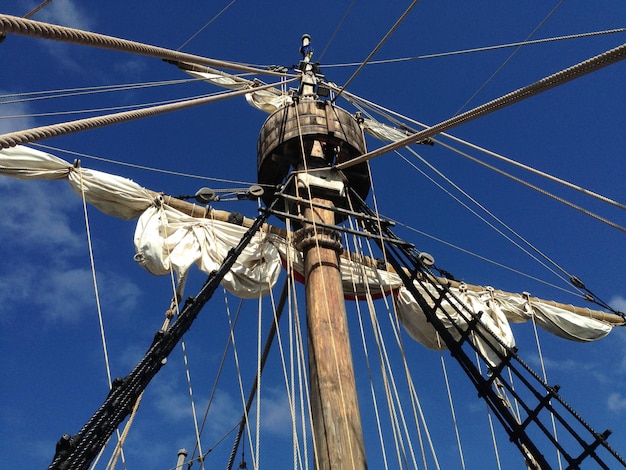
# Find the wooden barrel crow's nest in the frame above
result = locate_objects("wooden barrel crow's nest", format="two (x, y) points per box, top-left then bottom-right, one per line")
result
(257, 100), (370, 210)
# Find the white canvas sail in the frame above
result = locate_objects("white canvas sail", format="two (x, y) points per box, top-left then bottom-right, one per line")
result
(0, 145), (617, 344)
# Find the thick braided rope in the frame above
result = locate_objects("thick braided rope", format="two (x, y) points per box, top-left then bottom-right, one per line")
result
(337, 42), (626, 169)
(0, 79), (296, 149)
(0, 14), (287, 77)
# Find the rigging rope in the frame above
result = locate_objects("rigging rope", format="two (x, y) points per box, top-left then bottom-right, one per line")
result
(349, 166), (431, 468)
(23, 0), (54, 19)
(530, 314), (563, 470)
(177, 0), (238, 51)
(335, 41), (626, 169)
(317, 0), (356, 62)
(439, 353), (467, 470)
(332, 0), (419, 102)
(180, 337), (205, 469)
(322, 28), (626, 68)
(0, 14), (288, 77)
(0, 91), (229, 119)
(343, 89), (626, 211)
(454, 0), (565, 115)
(473, 352), (503, 470)
(226, 296), (257, 469)
(396, 151), (577, 291)
(77, 166), (128, 470)
(0, 78), (297, 149)
(434, 139), (626, 234)
(33, 143), (258, 187)
(0, 77), (204, 106)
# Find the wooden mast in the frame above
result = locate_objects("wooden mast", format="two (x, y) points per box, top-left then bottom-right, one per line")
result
(295, 142), (367, 469)
(255, 39), (369, 467)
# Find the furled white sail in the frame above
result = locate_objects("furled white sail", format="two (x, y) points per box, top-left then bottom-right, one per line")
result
(0, 145), (617, 343)
(0, 145), (152, 219)
(182, 67), (293, 113)
(134, 205), (281, 298)
(395, 281), (613, 357)
(395, 283), (515, 366)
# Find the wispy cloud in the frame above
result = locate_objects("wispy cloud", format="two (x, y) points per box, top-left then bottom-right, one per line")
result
(25, 0), (95, 74)
(609, 295), (626, 314)
(608, 392), (626, 412)
(35, 0), (93, 31)
(259, 386), (297, 437)
(0, 177), (141, 323)
(0, 91), (37, 134)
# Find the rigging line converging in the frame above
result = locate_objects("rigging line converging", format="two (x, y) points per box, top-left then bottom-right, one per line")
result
(453, 0), (565, 115)
(0, 77), (206, 105)
(0, 91), (230, 119)
(323, 28), (626, 68)
(342, 89), (626, 211)
(177, 0), (238, 51)
(395, 149), (579, 291)
(332, 0), (419, 102)
(317, 0), (356, 62)
(33, 143), (259, 187)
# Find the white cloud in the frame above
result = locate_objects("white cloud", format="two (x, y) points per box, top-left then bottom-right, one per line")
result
(526, 353), (592, 374)
(609, 295), (626, 315)
(36, 0), (93, 31)
(0, 176), (141, 322)
(0, 91), (37, 135)
(0, 178), (82, 249)
(259, 387), (296, 438)
(607, 392), (626, 412)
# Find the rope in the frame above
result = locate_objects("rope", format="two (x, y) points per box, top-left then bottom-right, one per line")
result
(23, 0), (54, 18)
(343, 203), (422, 468)
(0, 78), (297, 149)
(392, 218), (578, 295)
(454, 0), (565, 115)
(471, 346), (505, 470)
(342, 89), (626, 211)
(0, 14), (288, 77)
(332, 0), (419, 102)
(225, 296), (257, 469)
(342, 229), (391, 469)
(180, 338), (205, 469)
(77, 166), (128, 469)
(439, 354), (467, 470)
(279, 222), (307, 469)
(106, 392), (142, 470)
(323, 28), (626, 68)
(335, 41), (626, 169)
(530, 312), (563, 470)
(440, 136), (626, 211)
(396, 150), (576, 289)
(255, 296), (262, 469)
(177, 0), (238, 51)
(33, 143), (258, 187)
(0, 77), (203, 106)
(317, 0), (356, 62)
(356, 154), (426, 467)
(0, 91), (226, 119)
(435, 139), (626, 233)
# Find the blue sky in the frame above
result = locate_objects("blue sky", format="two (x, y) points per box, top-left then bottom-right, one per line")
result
(1, 1), (625, 468)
